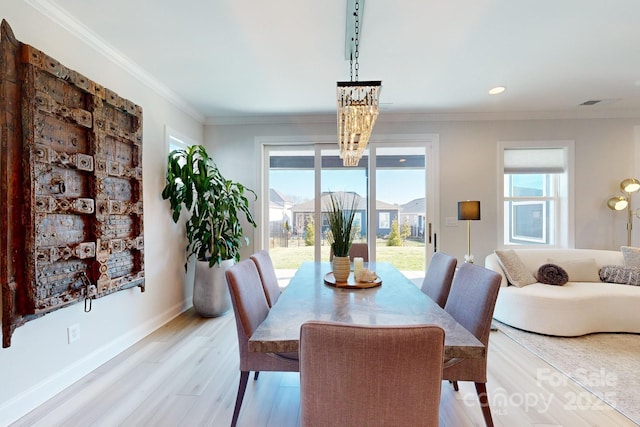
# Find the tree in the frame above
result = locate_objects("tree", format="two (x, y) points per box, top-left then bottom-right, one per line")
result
(304, 215), (315, 246)
(282, 219), (290, 247)
(387, 218), (402, 246)
(400, 219), (411, 243)
(352, 223), (362, 242)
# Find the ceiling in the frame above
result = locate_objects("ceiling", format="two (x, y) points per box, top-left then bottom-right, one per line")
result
(37, 0), (640, 123)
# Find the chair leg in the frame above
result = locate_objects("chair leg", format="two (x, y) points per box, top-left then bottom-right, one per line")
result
(449, 380), (459, 391)
(231, 371), (249, 427)
(254, 371), (260, 380)
(474, 382), (494, 427)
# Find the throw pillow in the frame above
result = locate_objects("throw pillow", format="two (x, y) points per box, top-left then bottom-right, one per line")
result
(495, 250), (537, 287)
(548, 258), (600, 282)
(536, 263), (569, 286)
(621, 246), (640, 269)
(599, 265), (640, 286)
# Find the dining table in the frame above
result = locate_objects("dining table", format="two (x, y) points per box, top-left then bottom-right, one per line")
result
(249, 261), (485, 359)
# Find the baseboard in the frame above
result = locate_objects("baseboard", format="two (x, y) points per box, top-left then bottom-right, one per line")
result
(0, 299), (191, 426)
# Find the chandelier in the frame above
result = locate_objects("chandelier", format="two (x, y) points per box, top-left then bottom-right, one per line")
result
(337, 0), (381, 167)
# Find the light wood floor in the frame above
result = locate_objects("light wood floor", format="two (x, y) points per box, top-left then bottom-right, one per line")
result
(12, 308), (638, 427)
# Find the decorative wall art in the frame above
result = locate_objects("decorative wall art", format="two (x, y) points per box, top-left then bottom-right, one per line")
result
(0, 20), (145, 348)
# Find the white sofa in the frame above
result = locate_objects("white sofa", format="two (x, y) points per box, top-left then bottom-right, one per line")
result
(485, 248), (640, 336)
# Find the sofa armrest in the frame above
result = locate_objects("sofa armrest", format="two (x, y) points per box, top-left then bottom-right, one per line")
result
(484, 253), (509, 287)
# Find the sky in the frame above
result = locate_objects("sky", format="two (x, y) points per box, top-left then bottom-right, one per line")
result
(270, 168), (425, 205)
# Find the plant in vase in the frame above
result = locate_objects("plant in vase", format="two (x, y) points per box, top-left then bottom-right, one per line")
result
(325, 191), (358, 282)
(162, 144), (257, 316)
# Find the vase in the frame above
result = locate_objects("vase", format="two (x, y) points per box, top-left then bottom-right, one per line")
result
(193, 258), (234, 317)
(332, 256), (351, 283)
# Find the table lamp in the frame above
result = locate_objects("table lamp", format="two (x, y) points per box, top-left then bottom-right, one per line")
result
(458, 200), (481, 263)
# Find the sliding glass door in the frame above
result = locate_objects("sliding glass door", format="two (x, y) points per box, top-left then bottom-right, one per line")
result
(265, 147), (316, 284)
(263, 139), (435, 285)
(320, 147), (368, 262)
(372, 146), (427, 279)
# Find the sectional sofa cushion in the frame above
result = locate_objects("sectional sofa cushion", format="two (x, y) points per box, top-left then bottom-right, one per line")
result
(494, 249), (537, 287)
(621, 246), (640, 269)
(600, 265), (640, 286)
(548, 257), (600, 282)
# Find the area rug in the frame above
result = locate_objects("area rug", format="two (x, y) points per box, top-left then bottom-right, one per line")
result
(494, 321), (640, 425)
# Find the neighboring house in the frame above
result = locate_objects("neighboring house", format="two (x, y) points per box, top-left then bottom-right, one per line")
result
(269, 188), (292, 227)
(290, 191), (399, 239)
(399, 198), (426, 239)
(269, 188), (293, 246)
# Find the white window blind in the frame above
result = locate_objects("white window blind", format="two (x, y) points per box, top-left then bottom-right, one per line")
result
(504, 148), (566, 174)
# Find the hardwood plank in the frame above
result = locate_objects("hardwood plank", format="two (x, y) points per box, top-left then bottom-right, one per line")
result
(11, 309), (638, 427)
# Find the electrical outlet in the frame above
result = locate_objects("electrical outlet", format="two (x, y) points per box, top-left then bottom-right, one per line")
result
(67, 323), (80, 344)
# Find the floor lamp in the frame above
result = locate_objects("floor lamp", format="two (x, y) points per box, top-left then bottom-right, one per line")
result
(607, 178), (640, 246)
(458, 200), (481, 263)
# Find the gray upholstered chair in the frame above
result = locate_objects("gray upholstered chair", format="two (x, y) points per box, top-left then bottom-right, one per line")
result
(442, 262), (501, 427)
(250, 250), (281, 308)
(225, 259), (299, 427)
(348, 242), (369, 261)
(329, 242), (369, 261)
(300, 321), (444, 427)
(420, 251), (457, 308)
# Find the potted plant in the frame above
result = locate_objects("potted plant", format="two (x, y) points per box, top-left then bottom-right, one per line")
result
(162, 144), (257, 316)
(325, 191), (358, 282)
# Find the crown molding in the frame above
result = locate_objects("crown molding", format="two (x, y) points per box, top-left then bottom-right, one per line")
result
(25, 0), (205, 124)
(379, 109), (640, 122)
(205, 114), (336, 126)
(205, 109), (640, 126)
(24, 0), (640, 128)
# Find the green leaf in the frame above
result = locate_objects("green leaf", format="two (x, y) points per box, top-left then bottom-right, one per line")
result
(161, 145), (257, 268)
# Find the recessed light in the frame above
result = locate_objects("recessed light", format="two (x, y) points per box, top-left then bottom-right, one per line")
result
(489, 86), (506, 95)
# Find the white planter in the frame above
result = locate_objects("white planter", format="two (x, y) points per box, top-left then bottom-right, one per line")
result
(332, 256), (351, 282)
(193, 258), (234, 317)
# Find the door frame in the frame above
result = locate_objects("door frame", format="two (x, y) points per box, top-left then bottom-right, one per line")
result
(259, 133), (440, 270)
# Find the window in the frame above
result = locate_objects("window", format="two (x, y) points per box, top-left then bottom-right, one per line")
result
(262, 138), (436, 278)
(379, 212), (390, 229)
(499, 142), (574, 247)
(505, 174), (552, 244)
(165, 126), (193, 153)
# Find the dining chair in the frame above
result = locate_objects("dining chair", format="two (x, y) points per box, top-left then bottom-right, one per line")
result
(225, 259), (299, 427)
(329, 242), (369, 261)
(299, 321), (444, 427)
(442, 262), (501, 427)
(420, 251), (457, 308)
(250, 250), (281, 308)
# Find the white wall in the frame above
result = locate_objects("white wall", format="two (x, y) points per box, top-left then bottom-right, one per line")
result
(0, 4), (202, 424)
(3, 3), (640, 423)
(205, 116), (639, 264)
